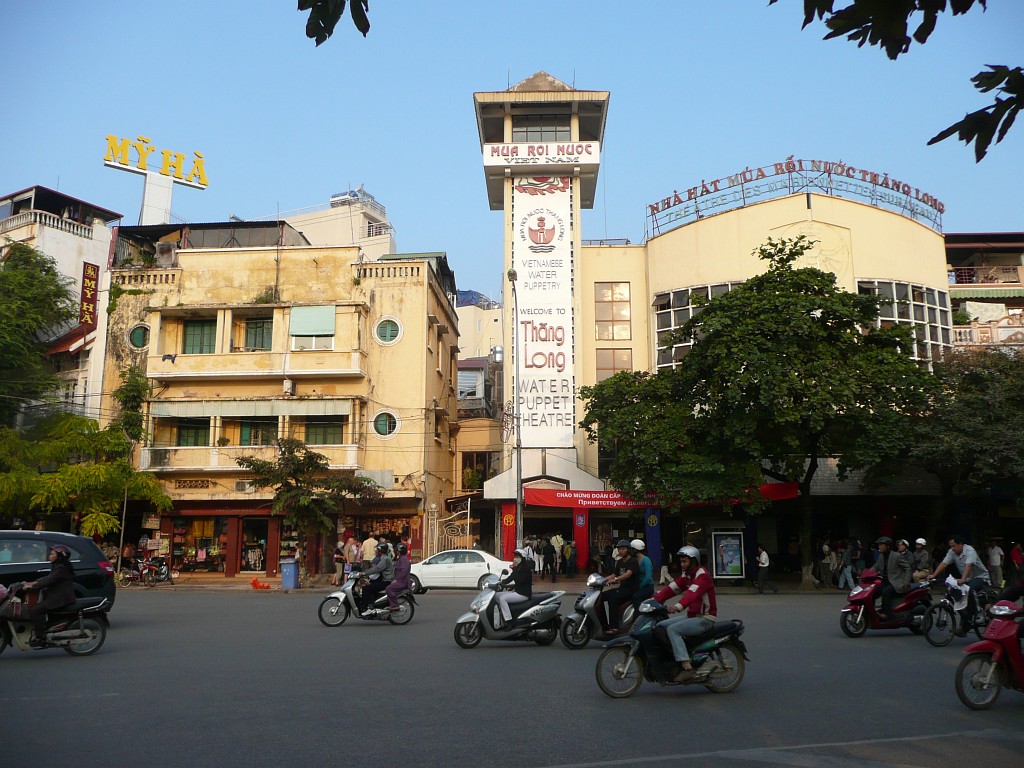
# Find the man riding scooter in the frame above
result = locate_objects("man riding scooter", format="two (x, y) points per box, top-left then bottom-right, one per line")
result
(358, 542), (394, 612)
(874, 537), (912, 620)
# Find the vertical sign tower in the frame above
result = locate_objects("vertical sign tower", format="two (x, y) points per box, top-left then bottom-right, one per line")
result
(475, 72), (609, 552)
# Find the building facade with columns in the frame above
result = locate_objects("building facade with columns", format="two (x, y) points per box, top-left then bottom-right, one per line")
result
(478, 72), (954, 575)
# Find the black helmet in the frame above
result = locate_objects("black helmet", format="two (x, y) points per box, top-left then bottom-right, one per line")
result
(50, 544), (72, 560)
(396, 543), (408, 556)
(875, 536), (893, 547)
(375, 542), (389, 554)
(615, 539), (630, 548)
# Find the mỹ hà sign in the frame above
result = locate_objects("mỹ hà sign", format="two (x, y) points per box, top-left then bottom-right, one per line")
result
(103, 134), (208, 188)
(79, 262), (99, 326)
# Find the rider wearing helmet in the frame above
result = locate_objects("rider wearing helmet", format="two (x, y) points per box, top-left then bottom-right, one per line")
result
(496, 548), (534, 628)
(629, 539), (655, 613)
(874, 536), (911, 619)
(603, 540), (639, 636)
(385, 542), (411, 611)
(652, 545), (717, 681)
(912, 538), (932, 581)
(358, 542), (395, 612)
(26, 545), (76, 647)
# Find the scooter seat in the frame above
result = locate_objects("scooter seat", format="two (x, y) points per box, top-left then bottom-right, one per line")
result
(52, 597), (107, 614)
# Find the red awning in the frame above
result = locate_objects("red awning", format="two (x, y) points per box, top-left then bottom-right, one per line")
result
(46, 324), (92, 355)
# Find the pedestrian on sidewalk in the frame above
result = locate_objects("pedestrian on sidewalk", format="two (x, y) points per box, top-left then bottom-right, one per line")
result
(835, 541), (855, 590)
(331, 538), (346, 586)
(755, 545), (779, 594)
(987, 539), (1005, 588)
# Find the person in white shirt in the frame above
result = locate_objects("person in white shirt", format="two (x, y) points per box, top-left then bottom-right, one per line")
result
(755, 544), (779, 594)
(987, 540), (1004, 588)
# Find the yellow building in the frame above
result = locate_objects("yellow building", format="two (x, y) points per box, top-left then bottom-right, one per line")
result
(475, 72), (952, 571)
(101, 219), (458, 577)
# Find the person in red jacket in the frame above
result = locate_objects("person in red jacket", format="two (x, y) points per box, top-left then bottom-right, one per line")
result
(652, 545), (717, 681)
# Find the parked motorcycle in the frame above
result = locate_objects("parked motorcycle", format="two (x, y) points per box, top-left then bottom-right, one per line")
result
(954, 599), (1024, 709)
(116, 557), (160, 588)
(560, 573), (635, 649)
(839, 568), (932, 637)
(453, 573), (563, 648)
(317, 572), (416, 626)
(923, 576), (1000, 647)
(595, 599), (748, 698)
(0, 583), (108, 657)
(148, 556), (174, 584)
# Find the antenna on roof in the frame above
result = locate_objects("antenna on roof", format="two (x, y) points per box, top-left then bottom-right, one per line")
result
(507, 68), (510, 90)
(572, 70), (576, 89)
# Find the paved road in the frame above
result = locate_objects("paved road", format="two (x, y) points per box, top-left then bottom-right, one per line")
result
(3, 589), (1021, 768)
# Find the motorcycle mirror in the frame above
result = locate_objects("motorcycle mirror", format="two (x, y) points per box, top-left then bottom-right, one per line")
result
(500, 569), (509, 576)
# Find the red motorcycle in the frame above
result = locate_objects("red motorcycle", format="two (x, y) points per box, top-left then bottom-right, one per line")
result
(839, 568), (932, 637)
(954, 599), (1024, 709)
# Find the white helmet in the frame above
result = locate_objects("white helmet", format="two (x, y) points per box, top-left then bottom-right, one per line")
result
(630, 538), (645, 551)
(915, 538), (926, 546)
(677, 545), (700, 563)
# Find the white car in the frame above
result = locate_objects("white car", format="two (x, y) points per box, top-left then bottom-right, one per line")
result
(409, 549), (512, 592)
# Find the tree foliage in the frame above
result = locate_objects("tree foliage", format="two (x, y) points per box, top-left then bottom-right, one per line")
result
(237, 437), (383, 535)
(0, 242), (77, 426)
(770, 0), (1020, 160)
(298, 0), (369, 46)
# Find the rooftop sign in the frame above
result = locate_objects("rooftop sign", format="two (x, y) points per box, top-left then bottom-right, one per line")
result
(647, 156), (944, 236)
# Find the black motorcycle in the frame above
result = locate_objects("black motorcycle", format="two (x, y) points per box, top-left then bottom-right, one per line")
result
(595, 599), (748, 698)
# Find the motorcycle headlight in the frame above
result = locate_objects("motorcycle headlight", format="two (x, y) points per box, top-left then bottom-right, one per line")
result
(586, 573), (605, 588)
(469, 594), (487, 612)
(849, 586), (863, 597)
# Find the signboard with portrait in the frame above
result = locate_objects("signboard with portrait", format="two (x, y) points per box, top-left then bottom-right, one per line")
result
(711, 530), (745, 580)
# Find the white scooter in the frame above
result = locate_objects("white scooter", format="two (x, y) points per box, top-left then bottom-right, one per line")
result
(317, 572), (416, 627)
(453, 573), (564, 648)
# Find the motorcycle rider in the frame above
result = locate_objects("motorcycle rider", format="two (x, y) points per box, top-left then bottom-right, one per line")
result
(927, 536), (991, 621)
(496, 548), (532, 628)
(25, 544), (76, 647)
(630, 539), (654, 612)
(385, 542), (411, 611)
(358, 542), (394, 612)
(652, 545), (717, 681)
(874, 537), (911, 619)
(912, 538), (933, 582)
(603, 540), (638, 636)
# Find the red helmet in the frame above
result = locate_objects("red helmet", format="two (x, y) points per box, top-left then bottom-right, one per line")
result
(50, 544), (72, 560)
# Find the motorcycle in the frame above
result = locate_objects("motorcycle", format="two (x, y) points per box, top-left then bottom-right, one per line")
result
(923, 576), (1000, 647)
(317, 572), (416, 626)
(453, 573), (563, 648)
(560, 573), (636, 649)
(148, 556), (174, 584)
(595, 599), (748, 698)
(839, 568), (932, 637)
(116, 557), (160, 588)
(0, 583), (108, 657)
(954, 599), (1024, 710)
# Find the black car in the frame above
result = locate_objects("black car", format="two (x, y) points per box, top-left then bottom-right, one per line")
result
(0, 530), (116, 615)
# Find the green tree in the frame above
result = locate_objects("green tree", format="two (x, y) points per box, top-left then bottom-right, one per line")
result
(771, 0), (1020, 160)
(237, 437), (383, 536)
(0, 242), (77, 426)
(298, 0), (369, 45)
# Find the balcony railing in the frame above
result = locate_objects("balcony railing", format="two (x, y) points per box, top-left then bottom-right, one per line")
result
(948, 265), (1024, 286)
(141, 444), (361, 470)
(0, 210), (93, 239)
(147, 349), (366, 379)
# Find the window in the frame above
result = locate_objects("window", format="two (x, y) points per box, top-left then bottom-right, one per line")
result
(375, 318), (401, 344)
(595, 282), (631, 340)
(373, 411), (398, 437)
(128, 324), (150, 349)
(457, 370), (484, 398)
(511, 113), (571, 143)
(454, 552), (483, 564)
(596, 349), (633, 382)
(244, 319), (273, 351)
(291, 335), (333, 351)
(305, 418), (347, 445)
(176, 419), (210, 447)
(240, 419), (277, 446)
(182, 319), (216, 354)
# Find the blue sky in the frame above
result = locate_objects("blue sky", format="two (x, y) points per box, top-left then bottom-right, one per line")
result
(5, 1), (1022, 299)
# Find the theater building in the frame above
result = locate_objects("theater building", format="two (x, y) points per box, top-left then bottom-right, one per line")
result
(477, 72), (952, 575)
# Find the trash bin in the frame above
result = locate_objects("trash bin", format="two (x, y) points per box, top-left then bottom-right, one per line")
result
(280, 558), (298, 590)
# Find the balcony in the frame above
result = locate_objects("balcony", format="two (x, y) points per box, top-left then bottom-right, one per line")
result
(0, 210), (94, 240)
(147, 349), (367, 380)
(141, 444), (362, 471)
(952, 316), (1024, 349)
(948, 265), (1024, 298)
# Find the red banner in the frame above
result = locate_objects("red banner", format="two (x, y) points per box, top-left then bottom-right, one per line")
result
(500, 501), (517, 561)
(525, 483), (799, 509)
(79, 262), (99, 326)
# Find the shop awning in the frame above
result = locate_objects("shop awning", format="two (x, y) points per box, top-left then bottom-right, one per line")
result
(949, 287), (1024, 298)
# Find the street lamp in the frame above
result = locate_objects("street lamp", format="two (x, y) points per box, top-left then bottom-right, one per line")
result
(507, 268), (523, 548)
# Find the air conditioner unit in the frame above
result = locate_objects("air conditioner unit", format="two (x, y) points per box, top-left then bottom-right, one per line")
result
(283, 379), (296, 395)
(235, 480), (255, 493)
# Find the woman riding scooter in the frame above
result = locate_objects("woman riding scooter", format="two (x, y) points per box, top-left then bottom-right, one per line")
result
(25, 544), (76, 647)
(496, 548), (532, 628)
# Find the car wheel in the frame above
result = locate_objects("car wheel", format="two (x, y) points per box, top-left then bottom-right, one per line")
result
(410, 575), (426, 594)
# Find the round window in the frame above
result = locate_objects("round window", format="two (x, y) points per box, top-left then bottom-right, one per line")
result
(128, 324), (150, 349)
(373, 411), (398, 437)
(375, 318), (401, 344)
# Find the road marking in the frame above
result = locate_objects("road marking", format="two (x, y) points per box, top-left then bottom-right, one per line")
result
(0, 693), (121, 703)
(532, 729), (1023, 768)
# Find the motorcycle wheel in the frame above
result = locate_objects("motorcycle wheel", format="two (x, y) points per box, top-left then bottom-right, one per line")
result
(704, 642), (745, 693)
(0, 633), (8, 656)
(387, 597), (415, 625)
(559, 615), (593, 650)
(596, 645), (644, 698)
(317, 597), (349, 627)
(63, 618), (106, 656)
(839, 609), (867, 638)
(142, 570), (157, 587)
(454, 621), (482, 649)
(972, 611), (990, 639)
(923, 604), (955, 647)
(115, 569), (133, 588)
(955, 652), (1002, 710)
(533, 620), (558, 646)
